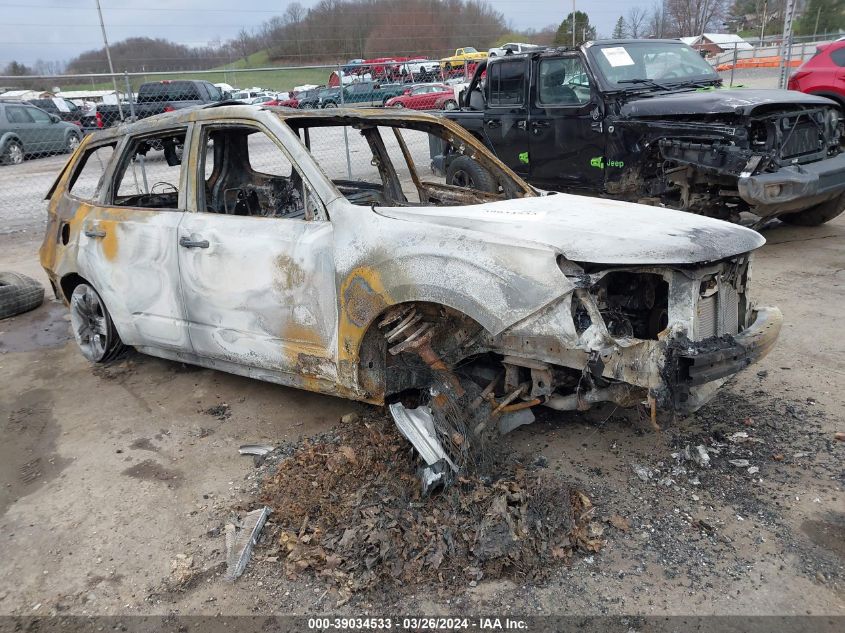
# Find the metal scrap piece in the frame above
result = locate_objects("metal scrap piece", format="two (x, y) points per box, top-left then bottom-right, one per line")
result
(388, 402), (458, 473)
(225, 506), (271, 580)
(238, 444), (275, 456)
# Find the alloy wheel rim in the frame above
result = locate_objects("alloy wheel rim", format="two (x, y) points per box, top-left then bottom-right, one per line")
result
(70, 284), (108, 361)
(9, 144), (23, 164)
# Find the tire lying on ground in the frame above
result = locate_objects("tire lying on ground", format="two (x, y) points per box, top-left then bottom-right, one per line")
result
(446, 155), (498, 193)
(0, 272), (45, 319)
(779, 192), (845, 227)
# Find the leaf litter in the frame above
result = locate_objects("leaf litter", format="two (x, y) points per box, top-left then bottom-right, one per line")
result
(257, 413), (601, 604)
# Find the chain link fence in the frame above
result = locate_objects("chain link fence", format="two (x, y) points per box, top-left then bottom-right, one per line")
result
(0, 62), (475, 235)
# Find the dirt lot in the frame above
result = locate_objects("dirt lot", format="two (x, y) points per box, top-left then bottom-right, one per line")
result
(0, 203), (843, 617)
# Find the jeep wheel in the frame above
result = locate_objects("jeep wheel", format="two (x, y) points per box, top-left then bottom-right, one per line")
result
(446, 156), (498, 193)
(69, 283), (125, 363)
(779, 193), (845, 227)
(2, 140), (23, 166)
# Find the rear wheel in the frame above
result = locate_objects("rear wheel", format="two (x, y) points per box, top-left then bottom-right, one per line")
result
(69, 283), (125, 363)
(322, 101), (337, 109)
(446, 156), (498, 193)
(779, 192), (845, 226)
(2, 140), (23, 166)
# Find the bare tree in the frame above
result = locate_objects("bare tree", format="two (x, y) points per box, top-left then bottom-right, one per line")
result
(627, 6), (648, 37)
(665, 0), (727, 36)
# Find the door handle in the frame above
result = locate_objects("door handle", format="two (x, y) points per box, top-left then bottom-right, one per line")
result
(516, 120), (527, 130)
(531, 120), (551, 128)
(485, 120), (501, 128)
(179, 236), (209, 249)
(590, 121), (603, 133)
(84, 228), (106, 239)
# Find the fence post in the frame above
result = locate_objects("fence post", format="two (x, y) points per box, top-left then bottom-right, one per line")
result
(124, 71), (136, 120)
(730, 43), (738, 87)
(338, 64), (352, 180)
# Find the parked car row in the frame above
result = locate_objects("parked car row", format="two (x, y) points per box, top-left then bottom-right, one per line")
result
(0, 100), (82, 165)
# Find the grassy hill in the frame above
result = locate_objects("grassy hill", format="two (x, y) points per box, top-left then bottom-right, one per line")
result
(64, 50), (332, 94)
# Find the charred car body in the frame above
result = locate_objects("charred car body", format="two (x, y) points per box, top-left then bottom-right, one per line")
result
(41, 105), (781, 467)
(438, 39), (845, 226)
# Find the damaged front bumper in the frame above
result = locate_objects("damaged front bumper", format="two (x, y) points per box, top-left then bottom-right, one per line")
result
(737, 151), (845, 216)
(668, 306), (782, 412)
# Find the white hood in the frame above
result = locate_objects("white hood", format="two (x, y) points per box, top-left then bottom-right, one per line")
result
(376, 193), (765, 265)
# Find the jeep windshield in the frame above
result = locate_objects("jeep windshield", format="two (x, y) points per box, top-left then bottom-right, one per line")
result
(588, 41), (720, 91)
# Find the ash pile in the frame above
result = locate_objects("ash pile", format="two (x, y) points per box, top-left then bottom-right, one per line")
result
(258, 414), (601, 605)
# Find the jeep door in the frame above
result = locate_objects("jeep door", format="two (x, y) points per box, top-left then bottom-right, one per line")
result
(78, 126), (192, 351)
(484, 57), (531, 176)
(528, 55), (606, 191)
(176, 120), (339, 384)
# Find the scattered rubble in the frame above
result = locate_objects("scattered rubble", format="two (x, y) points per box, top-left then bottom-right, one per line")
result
(257, 414), (599, 604)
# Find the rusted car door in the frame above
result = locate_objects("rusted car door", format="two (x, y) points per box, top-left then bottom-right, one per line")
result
(176, 121), (339, 383)
(78, 126), (193, 351)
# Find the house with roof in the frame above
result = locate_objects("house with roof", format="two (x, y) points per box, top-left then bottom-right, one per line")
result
(681, 34), (754, 56)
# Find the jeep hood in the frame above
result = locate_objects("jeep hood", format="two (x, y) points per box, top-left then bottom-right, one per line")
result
(375, 193), (764, 265)
(619, 88), (836, 118)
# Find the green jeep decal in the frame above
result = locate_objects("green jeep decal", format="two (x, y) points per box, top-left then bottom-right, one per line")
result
(590, 156), (624, 169)
(518, 151), (529, 164)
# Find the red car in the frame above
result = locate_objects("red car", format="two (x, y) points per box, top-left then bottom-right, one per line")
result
(788, 40), (845, 109)
(264, 97), (299, 108)
(385, 84), (457, 110)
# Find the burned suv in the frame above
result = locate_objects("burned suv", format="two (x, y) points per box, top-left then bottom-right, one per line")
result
(41, 105), (780, 473)
(439, 39), (845, 226)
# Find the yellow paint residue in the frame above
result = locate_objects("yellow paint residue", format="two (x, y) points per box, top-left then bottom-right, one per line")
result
(98, 219), (120, 261)
(337, 266), (393, 363)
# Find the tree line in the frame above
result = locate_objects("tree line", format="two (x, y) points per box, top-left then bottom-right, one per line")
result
(2, 0), (842, 79)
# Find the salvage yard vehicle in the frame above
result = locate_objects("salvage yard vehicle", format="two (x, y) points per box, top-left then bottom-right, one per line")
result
(439, 39), (845, 226)
(85, 80), (224, 129)
(41, 105), (781, 473)
(440, 47), (488, 71)
(385, 84), (456, 110)
(1, 101), (82, 165)
(319, 81), (407, 108)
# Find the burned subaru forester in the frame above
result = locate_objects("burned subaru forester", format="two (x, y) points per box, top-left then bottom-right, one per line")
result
(40, 105), (781, 470)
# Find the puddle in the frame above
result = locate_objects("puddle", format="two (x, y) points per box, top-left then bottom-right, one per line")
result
(0, 300), (71, 353)
(801, 515), (845, 561)
(0, 388), (71, 516)
(122, 459), (183, 487)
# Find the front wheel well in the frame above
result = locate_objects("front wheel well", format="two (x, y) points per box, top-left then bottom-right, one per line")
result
(356, 301), (487, 402)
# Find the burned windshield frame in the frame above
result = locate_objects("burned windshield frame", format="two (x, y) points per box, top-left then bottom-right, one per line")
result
(586, 41), (720, 91)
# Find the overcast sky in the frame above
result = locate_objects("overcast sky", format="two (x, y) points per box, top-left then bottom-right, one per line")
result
(0, 0), (647, 68)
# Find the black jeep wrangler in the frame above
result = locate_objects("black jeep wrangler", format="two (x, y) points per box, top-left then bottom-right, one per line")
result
(437, 39), (845, 226)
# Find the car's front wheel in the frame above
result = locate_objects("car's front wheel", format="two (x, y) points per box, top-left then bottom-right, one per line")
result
(2, 140), (23, 165)
(69, 283), (125, 363)
(322, 101), (337, 108)
(779, 192), (845, 226)
(65, 132), (81, 154)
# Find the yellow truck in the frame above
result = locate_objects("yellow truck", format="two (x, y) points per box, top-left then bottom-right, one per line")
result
(439, 47), (488, 70)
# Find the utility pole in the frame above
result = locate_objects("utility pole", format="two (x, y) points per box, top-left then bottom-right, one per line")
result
(572, 0), (576, 47)
(813, 6), (821, 38)
(95, 0), (124, 120)
(759, 0), (768, 46)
